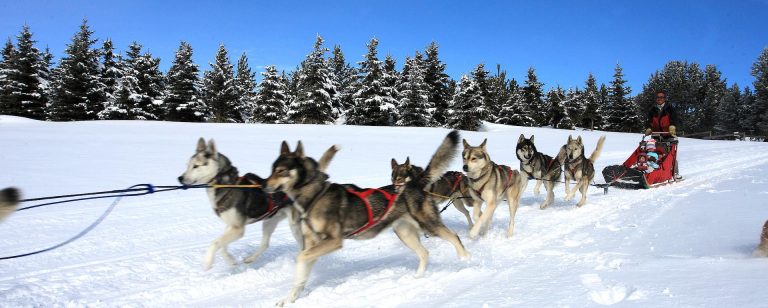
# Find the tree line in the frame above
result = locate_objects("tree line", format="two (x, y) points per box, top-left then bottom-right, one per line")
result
(1, 19), (767, 136)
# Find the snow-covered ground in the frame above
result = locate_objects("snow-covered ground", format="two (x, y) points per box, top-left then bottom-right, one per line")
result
(1, 115), (767, 307)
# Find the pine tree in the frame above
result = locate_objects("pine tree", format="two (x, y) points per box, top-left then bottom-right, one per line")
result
(288, 35), (337, 124)
(48, 19), (107, 121)
(581, 73), (601, 129)
(448, 75), (485, 131)
(235, 52), (257, 122)
(329, 45), (356, 113)
(397, 52), (431, 127)
(522, 67), (547, 126)
(203, 44), (240, 123)
(489, 64), (510, 123)
(546, 86), (566, 128)
(348, 38), (397, 126)
(715, 83), (741, 132)
(697, 65), (727, 132)
(383, 53), (401, 123)
(253, 65), (288, 123)
(752, 47), (768, 136)
(165, 41), (207, 122)
(739, 87), (757, 134)
(114, 42), (164, 120)
(605, 63), (637, 132)
(6, 25), (47, 119)
(97, 39), (125, 119)
(0, 39), (20, 116)
(470, 63), (492, 122)
(562, 87), (583, 129)
(423, 42), (451, 126)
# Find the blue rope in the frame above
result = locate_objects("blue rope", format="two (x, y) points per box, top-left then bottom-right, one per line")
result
(0, 183), (207, 261)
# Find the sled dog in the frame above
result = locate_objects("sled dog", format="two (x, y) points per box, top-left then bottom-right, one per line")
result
(391, 157), (474, 229)
(516, 134), (562, 209)
(266, 131), (470, 306)
(462, 139), (524, 239)
(0, 187), (20, 222)
(755, 219), (768, 257)
(557, 135), (606, 207)
(178, 138), (325, 270)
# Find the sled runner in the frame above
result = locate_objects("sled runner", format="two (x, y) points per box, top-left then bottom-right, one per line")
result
(602, 133), (681, 189)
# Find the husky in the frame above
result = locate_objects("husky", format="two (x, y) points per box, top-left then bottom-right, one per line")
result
(178, 138), (323, 270)
(391, 157), (474, 229)
(265, 131), (470, 306)
(755, 219), (768, 257)
(516, 134), (562, 209)
(0, 187), (20, 222)
(557, 135), (606, 207)
(462, 139), (524, 239)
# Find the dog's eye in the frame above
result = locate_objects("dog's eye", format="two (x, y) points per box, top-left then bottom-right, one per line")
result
(192, 165), (199, 169)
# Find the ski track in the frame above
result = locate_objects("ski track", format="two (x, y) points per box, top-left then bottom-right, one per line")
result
(2, 120), (768, 307)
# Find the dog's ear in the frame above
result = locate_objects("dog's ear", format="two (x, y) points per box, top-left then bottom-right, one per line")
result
(280, 141), (291, 155)
(295, 141), (305, 157)
(197, 137), (206, 153)
(391, 158), (398, 170)
(530, 135), (535, 143)
(480, 138), (487, 150)
(518, 134), (525, 144)
(405, 156), (411, 168)
(568, 135), (573, 143)
(577, 136), (583, 143)
(463, 139), (471, 148)
(207, 139), (218, 159)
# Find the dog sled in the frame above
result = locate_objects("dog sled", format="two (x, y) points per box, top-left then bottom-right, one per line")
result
(601, 133), (680, 189)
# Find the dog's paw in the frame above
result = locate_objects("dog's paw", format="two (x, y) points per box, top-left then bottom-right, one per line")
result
(244, 254), (260, 264)
(468, 227), (481, 240)
(460, 252), (472, 261)
(539, 202), (549, 210)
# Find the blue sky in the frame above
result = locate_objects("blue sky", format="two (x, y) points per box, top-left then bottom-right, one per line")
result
(1, 0), (766, 94)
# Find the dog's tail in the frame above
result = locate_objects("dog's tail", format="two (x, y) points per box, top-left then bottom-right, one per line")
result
(318, 145), (340, 172)
(755, 219), (768, 257)
(588, 135), (607, 163)
(0, 187), (20, 222)
(418, 130), (461, 188)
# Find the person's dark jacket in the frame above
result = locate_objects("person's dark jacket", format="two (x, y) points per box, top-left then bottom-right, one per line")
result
(647, 103), (678, 133)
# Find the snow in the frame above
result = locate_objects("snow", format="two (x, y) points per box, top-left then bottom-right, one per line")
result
(1, 117), (767, 307)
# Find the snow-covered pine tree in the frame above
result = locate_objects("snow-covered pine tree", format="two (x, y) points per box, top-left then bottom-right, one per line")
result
(522, 67), (547, 126)
(470, 63), (492, 122)
(562, 87), (583, 129)
(203, 44), (241, 123)
(165, 41), (207, 122)
(715, 83), (741, 132)
(489, 64), (510, 124)
(97, 39), (126, 120)
(581, 73), (602, 129)
(423, 42), (451, 127)
(48, 19), (106, 121)
(396, 52), (431, 127)
(739, 86), (757, 135)
(253, 65), (287, 123)
(546, 86), (566, 128)
(234, 52), (257, 122)
(447, 75), (485, 131)
(6, 25), (47, 119)
(752, 47), (768, 136)
(329, 45), (356, 114)
(698, 65), (726, 132)
(383, 53), (401, 123)
(0, 39), (20, 116)
(348, 38), (397, 126)
(605, 63), (636, 132)
(288, 35), (337, 124)
(115, 42), (164, 121)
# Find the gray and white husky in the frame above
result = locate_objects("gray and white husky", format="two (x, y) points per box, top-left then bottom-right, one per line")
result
(0, 187), (20, 222)
(462, 139), (524, 239)
(265, 131), (470, 306)
(557, 135), (606, 207)
(178, 138), (327, 270)
(516, 134), (562, 209)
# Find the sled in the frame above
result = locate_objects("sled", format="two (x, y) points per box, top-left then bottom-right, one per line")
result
(601, 133), (681, 189)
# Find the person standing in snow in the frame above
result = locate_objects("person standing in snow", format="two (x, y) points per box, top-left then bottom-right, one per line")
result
(644, 90), (682, 179)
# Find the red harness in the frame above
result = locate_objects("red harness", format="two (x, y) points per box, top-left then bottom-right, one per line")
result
(345, 188), (398, 238)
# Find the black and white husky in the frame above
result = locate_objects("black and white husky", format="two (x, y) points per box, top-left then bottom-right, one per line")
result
(178, 138), (319, 270)
(516, 134), (562, 209)
(0, 187), (20, 222)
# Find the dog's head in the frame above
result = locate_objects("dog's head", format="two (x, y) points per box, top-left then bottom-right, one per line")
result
(178, 138), (226, 185)
(516, 134), (537, 161)
(390, 157), (424, 187)
(564, 135), (585, 161)
(265, 140), (323, 194)
(462, 138), (490, 178)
